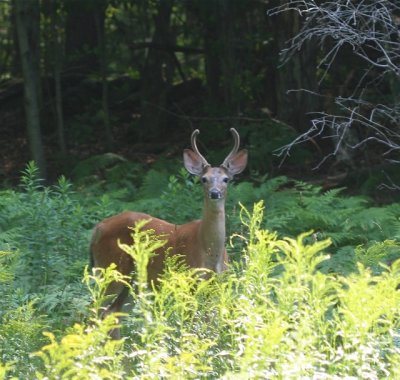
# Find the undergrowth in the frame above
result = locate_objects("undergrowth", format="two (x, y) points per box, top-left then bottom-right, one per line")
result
(0, 162), (399, 378)
(7, 202), (398, 379)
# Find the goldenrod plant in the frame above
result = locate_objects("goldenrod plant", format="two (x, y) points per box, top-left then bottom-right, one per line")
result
(1, 163), (399, 378)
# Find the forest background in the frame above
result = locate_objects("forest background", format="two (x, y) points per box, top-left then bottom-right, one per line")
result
(0, 0), (398, 199)
(1, 1), (400, 378)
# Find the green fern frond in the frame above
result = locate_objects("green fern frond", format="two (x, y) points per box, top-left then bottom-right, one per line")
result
(138, 169), (169, 199)
(355, 240), (400, 273)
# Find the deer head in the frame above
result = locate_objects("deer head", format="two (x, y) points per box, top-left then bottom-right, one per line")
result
(183, 128), (248, 201)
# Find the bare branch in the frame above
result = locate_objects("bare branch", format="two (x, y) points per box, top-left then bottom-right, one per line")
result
(269, 1), (400, 170)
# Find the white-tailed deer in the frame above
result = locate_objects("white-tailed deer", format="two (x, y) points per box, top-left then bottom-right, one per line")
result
(90, 128), (247, 337)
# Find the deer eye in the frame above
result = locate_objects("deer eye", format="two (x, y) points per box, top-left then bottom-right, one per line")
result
(201, 176), (207, 183)
(223, 177), (229, 183)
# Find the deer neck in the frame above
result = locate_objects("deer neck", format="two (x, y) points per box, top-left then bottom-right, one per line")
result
(199, 199), (226, 273)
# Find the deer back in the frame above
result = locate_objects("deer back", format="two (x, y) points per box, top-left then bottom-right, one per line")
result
(90, 211), (208, 282)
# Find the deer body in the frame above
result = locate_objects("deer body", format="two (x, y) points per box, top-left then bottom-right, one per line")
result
(91, 208), (227, 281)
(90, 129), (247, 337)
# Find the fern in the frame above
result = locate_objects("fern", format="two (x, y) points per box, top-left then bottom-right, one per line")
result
(159, 169), (203, 223)
(355, 240), (400, 273)
(137, 168), (169, 199)
(0, 250), (18, 283)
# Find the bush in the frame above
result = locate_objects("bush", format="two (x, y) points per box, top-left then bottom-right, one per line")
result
(31, 202), (399, 379)
(1, 163), (400, 378)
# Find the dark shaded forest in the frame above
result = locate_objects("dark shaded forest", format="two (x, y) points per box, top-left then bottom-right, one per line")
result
(1, 2), (400, 377)
(1, 0), (400, 200)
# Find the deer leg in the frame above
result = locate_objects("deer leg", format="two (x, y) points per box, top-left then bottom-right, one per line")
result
(102, 284), (131, 339)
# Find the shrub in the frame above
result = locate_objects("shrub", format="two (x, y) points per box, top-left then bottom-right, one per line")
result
(1, 163), (400, 378)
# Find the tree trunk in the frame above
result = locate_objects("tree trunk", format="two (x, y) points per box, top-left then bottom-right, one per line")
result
(138, 0), (174, 140)
(49, 0), (66, 156)
(54, 61), (66, 156)
(190, 0), (238, 110)
(95, 7), (113, 151)
(203, 4), (222, 105)
(64, 0), (103, 77)
(220, 0), (237, 110)
(269, 7), (320, 133)
(14, 0), (47, 178)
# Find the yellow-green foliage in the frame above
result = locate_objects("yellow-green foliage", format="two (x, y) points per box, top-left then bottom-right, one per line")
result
(0, 363), (14, 380)
(0, 303), (46, 378)
(4, 201), (400, 379)
(83, 263), (131, 318)
(33, 265), (127, 379)
(118, 219), (167, 290)
(355, 240), (400, 272)
(34, 319), (125, 380)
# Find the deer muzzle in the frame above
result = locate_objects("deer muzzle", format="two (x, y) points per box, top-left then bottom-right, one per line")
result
(209, 189), (223, 200)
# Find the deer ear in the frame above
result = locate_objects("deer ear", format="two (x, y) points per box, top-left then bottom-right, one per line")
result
(224, 149), (248, 175)
(183, 149), (205, 175)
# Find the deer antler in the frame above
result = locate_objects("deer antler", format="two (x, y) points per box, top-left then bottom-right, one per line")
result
(221, 128), (240, 169)
(191, 129), (210, 167)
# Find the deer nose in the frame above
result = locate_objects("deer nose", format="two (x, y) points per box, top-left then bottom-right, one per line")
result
(209, 189), (222, 199)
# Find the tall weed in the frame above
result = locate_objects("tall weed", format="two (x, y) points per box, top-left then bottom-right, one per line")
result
(45, 201), (396, 379)
(1, 163), (400, 378)
(34, 266), (127, 379)
(3, 200), (399, 378)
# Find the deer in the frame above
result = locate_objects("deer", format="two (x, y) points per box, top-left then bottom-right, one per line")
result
(90, 128), (248, 338)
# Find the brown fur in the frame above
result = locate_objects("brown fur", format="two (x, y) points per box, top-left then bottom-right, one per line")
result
(89, 129), (247, 338)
